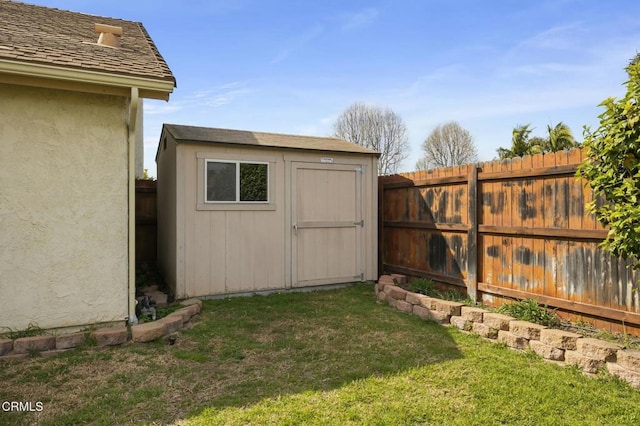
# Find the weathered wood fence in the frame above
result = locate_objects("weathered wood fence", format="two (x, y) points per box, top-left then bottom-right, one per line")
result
(135, 179), (157, 265)
(379, 148), (640, 334)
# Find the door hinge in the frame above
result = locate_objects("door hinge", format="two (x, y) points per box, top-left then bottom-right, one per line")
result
(354, 166), (363, 173)
(354, 219), (364, 227)
(354, 272), (364, 281)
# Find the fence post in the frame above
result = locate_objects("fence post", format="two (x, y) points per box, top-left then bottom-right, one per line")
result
(467, 165), (478, 302)
(378, 176), (384, 277)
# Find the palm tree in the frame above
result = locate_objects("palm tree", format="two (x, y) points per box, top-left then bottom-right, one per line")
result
(497, 123), (580, 159)
(528, 136), (547, 155)
(497, 124), (533, 159)
(546, 122), (577, 152)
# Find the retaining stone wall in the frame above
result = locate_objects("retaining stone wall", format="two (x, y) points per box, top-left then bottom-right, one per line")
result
(376, 275), (640, 390)
(0, 299), (202, 361)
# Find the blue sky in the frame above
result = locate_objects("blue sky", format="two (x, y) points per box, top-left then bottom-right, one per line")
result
(27, 1), (640, 176)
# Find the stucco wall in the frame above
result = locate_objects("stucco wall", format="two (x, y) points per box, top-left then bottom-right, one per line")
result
(0, 83), (129, 331)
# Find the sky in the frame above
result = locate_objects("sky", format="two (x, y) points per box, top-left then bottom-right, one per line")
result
(25, 0), (640, 176)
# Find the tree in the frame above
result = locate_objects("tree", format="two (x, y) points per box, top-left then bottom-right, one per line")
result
(497, 124), (534, 159)
(332, 102), (409, 175)
(577, 55), (640, 268)
(415, 121), (478, 170)
(414, 158), (429, 171)
(497, 122), (578, 159)
(546, 122), (577, 152)
(528, 136), (548, 155)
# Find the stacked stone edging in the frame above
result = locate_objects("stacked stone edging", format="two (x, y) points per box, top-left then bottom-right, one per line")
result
(376, 274), (640, 390)
(13, 335), (56, 354)
(0, 298), (202, 360)
(376, 276), (461, 325)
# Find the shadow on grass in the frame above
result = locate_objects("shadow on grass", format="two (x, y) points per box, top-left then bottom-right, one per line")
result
(178, 283), (462, 420)
(0, 284), (462, 426)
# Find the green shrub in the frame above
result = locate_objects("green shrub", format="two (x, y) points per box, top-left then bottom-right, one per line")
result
(497, 299), (560, 327)
(577, 54), (640, 268)
(409, 278), (472, 304)
(409, 277), (435, 295)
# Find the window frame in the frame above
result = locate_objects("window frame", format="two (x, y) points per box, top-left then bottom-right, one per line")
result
(196, 152), (276, 211)
(204, 159), (269, 204)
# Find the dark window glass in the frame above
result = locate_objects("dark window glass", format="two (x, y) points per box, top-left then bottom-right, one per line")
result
(206, 162), (236, 201)
(240, 163), (268, 202)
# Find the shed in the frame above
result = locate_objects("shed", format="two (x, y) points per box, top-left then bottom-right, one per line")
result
(156, 124), (379, 298)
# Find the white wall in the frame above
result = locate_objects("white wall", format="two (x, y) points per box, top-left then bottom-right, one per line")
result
(0, 83), (129, 331)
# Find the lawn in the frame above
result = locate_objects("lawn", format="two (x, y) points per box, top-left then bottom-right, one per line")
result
(1, 284), (640, 425)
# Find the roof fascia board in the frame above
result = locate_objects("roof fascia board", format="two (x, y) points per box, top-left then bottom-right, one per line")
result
(0, 59), (174, 100)
(0, 72), (129, 97)
(171, 138), (380, 156)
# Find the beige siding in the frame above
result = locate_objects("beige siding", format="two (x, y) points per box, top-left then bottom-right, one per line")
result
(179, 145), (286, 297)
(292, 163), (362, 286)
(0, 83), (129, 330)
(289, 154), (378, 283)
(367, 156), (378, 280)
(162, 142), (378, 298)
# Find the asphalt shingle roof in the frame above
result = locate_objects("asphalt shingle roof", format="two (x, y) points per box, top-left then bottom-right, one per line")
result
(0, 1), (175, 85)
(164, 124), (380, 155)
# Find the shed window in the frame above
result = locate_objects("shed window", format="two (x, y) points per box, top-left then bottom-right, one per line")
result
(206, 160), (268, 203)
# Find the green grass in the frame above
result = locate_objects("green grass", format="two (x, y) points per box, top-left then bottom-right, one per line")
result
(1, 284), (639, 425)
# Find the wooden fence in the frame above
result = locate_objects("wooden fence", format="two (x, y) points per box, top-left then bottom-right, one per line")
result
(135, 179), (157, 265)
(379, 148), (640, 334)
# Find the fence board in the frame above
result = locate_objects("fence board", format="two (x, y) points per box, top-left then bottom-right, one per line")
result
(135, 179), (157, 265)
(467, 165), (478, 301)
(379, 148), (640, 333)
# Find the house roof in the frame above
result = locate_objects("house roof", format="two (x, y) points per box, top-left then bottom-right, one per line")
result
(162, 124), (380, 156)
(0, 1), (175, 97)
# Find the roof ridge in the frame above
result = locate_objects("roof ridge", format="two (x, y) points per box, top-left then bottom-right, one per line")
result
(164, 123), (348, 142)
(8, 0), (138, 23)
(162, 124), (380, 155)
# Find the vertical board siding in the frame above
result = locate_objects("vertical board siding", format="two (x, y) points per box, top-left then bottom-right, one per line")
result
(172, 146), (377, 299)
(380, 148), (640, 333)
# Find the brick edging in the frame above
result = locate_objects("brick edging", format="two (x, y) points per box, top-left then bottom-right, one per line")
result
(376, 274), (640, 390)
(0, 298), (203, 361)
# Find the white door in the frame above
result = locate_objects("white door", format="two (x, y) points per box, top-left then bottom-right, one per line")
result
(291, 162), (364, 287)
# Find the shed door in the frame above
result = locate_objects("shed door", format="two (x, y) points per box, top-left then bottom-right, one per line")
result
(291, 162), (363, 287)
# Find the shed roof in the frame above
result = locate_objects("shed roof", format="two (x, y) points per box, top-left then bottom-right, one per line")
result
(163, 124), (380, 155)
(0, 1), (175, 88)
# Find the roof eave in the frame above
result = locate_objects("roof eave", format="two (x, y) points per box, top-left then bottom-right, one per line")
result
(171, 138), (380, 156)
(162, 124), (380, 156)
(0, 59), (175, 100)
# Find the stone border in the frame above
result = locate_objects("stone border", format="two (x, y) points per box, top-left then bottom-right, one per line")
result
(376, 274), (640, 390)
(0, 299), (202, 361)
